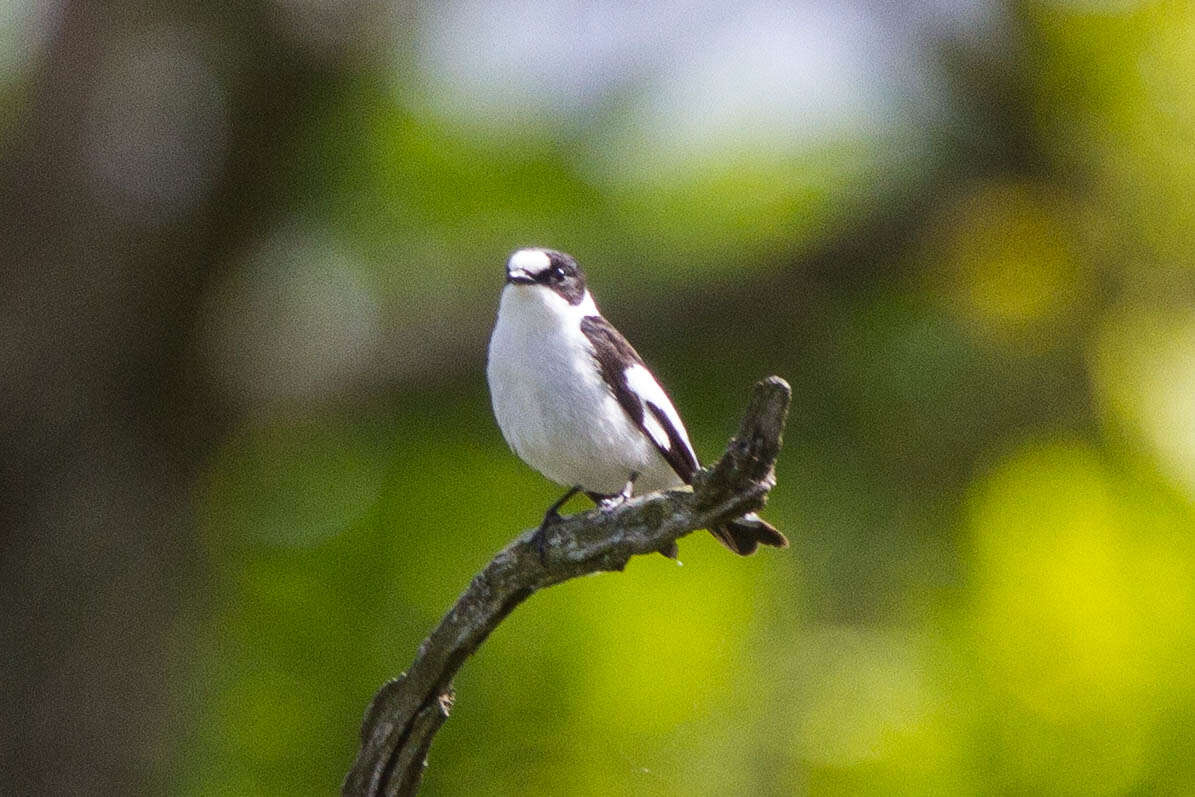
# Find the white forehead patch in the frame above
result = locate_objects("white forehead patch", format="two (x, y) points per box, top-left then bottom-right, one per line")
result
(508, 248), (551, 275)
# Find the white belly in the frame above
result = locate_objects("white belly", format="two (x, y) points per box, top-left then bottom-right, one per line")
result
(486, 287), (681, 495)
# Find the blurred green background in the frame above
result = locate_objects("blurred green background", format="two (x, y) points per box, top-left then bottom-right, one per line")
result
(3, 1), (1195, 795)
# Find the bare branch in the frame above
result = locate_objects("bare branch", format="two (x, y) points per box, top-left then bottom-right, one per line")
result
(343, 376), (792, 796)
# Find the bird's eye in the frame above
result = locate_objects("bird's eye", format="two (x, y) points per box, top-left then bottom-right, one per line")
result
(551, 266), (566, 281)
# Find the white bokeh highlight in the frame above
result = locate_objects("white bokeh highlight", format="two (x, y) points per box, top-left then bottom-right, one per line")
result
(0, 0), (65, 90)
(410, 0), (998, 183)
(84, 25), (228, 224)
(203, 226), (384, 408)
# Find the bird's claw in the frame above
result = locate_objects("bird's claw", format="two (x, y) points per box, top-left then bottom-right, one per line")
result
(532, 509), (561, 565)
(596, 496), (624, 513)
(533, 485), (582, 564)
(598, 471), (638, 512)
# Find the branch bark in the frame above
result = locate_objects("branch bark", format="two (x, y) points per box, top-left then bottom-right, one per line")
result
(343, 376), (792, 796)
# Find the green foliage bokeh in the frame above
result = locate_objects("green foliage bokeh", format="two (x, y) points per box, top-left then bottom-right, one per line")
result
(10, 1), (1189, 793)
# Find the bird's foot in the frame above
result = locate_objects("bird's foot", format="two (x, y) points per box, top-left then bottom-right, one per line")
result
(532, 485), (582, 564)
(595, 496), (622, 512)
(597, 472), (639, 512)
(531, 513), (559, 565)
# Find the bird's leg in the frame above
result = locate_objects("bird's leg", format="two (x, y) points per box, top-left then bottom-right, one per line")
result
(620, 471), (639, 501)
(542, 484), (583, 524)
(533, 484), (582, 563)
(596, 471), (638, 512)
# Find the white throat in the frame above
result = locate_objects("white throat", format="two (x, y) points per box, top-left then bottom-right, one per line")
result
(497, 283), (598, 331)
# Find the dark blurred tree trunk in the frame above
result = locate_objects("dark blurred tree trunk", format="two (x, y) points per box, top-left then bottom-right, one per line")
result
(0, 2), (346, 792)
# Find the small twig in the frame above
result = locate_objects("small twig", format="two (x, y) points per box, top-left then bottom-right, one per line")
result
(343, 376), (792, 796)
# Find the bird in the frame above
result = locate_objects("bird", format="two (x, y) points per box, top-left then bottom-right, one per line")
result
(486, 247), (788, 556)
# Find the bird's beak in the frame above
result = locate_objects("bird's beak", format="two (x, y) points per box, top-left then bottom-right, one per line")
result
(506, 269), (536, 285)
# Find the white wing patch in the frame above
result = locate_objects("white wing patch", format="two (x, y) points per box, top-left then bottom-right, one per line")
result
(640, 404), (671, 450)
(623, 363), (696, 457)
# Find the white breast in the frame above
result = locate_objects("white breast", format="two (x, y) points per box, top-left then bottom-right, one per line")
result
(486, 285), (683, 495)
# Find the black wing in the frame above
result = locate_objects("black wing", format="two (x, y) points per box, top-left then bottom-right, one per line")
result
(643, 402), (697, 483)
(579, 315), (698, 484)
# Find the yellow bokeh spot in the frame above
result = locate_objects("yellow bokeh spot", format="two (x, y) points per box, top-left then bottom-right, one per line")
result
(1092, 300), (1195, 501)
(1030, 1), (1195, 270)
(930, 180), (1084, 346)
(571, 544), (758, 736)
(965, 437), (1195, 792)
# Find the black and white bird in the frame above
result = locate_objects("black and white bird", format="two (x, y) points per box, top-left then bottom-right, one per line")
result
(486, 247), (788, 556)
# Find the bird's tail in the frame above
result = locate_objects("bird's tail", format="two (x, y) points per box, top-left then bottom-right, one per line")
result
(710, 513), (788, 556)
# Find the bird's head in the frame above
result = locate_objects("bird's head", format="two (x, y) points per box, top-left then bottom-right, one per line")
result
(505, 248), (588, 306)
